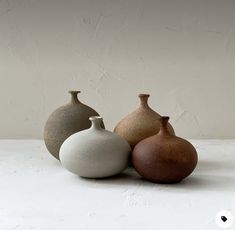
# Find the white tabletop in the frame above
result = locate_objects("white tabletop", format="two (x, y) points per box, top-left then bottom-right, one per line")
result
(0, 140), (234, 230)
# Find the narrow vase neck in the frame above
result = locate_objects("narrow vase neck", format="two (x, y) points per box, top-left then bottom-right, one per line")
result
(89, 116), (103, 130)
(69, 91), (81, 104)
(139, 94), (150, 108)
(158, 116), (172, 136)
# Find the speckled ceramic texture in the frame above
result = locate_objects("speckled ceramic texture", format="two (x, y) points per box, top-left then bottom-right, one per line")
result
(114, 94), (175, 149)
(132, 116), (198, 183)
(60, 116), (131, 178)
(44, 91), (104, 160)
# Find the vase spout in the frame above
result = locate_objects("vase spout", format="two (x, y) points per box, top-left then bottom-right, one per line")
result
(69, 90), (81, 104)
(158, 116), (172, 136)
(138, 94), (150, 107)
(89, 116), (103, 130)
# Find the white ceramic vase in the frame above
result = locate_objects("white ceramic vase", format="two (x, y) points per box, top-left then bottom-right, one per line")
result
(59, 116), (131, 178)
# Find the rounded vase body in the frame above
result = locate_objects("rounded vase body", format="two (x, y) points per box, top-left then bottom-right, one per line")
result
(132, 117), (198, 183)
(114, 94), (174, 149)
(60, 116), (131, 178)
(44, 91), (104, 160)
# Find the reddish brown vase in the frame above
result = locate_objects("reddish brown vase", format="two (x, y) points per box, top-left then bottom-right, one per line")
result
(114, 94), (174, 149)
(44, 91), (104, 160)
(132, 116), (198, 183)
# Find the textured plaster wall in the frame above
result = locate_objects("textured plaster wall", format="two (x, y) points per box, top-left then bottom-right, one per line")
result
(0, 0), (235, 139)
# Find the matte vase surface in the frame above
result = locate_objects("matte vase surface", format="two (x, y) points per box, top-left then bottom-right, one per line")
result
(132, 117), (198, 183)
(44, 91), (104, 160)
(114, 94), (174, 149)
(60, 116), (131, 178)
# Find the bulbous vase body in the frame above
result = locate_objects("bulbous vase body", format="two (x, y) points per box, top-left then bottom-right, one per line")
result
(132, 117), (198, 183)
(60, 116), (131, 178)
(44, 91), (104, 160)
(114, 94), (174, 149)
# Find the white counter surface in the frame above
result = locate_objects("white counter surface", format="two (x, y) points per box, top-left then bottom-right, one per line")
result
(0, 140), (234, 230)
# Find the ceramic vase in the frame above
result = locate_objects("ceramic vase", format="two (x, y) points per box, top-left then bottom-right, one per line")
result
(132, 116), (198, 183)
(114, 94), (174, 149)
(60, 116), (131, 178)
(44, 91), (104, 160)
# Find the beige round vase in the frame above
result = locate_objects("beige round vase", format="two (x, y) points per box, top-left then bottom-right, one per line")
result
(114, 94), (175, 149)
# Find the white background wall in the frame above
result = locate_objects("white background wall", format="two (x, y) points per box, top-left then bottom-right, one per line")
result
(0, 0), (235, 139)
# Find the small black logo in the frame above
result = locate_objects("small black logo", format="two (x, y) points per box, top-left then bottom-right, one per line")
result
(221, 216), (227, 222)
(216, 210), (233, 228)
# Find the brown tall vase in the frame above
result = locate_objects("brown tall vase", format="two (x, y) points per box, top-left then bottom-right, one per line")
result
(114, 94), (174, 149)
(44, 91), (104, 160)
(132, 116), (198, 183)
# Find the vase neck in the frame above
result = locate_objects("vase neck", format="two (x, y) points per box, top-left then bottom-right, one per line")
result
(139, 94), (150, 108)
(69, 91), (81, 104)
(158, 116), (173, 136)
(89, 116), (103, 130)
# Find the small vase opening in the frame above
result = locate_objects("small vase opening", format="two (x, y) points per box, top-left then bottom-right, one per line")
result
(89, 116), (103, 130)
(138, 94), (150, 108)
(69, 90), (81, 104)
(159, 116), (172, 136)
